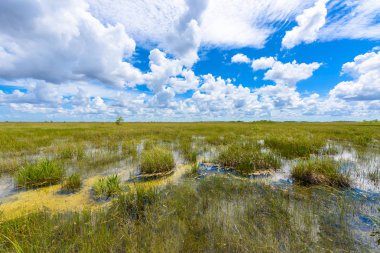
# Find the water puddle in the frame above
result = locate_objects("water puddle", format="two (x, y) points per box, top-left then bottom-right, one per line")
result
(0, 174), (15, 199)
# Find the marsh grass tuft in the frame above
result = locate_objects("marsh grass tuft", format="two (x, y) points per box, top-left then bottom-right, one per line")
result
(61, 173), (82, 193)
(59, 145), (85, 160)
(140, 147), (175, 174)
(217, 143), (281, 175)
(265, 136), (325, 159)
(16, 159), (64, 188)
(291, 158), (350, 187)
(93, 175), (122, 200)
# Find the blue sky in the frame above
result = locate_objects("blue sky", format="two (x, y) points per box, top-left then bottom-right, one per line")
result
(0, 0), (380, 121)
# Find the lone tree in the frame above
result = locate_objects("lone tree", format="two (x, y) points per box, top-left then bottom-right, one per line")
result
(115, 116), (124, 125)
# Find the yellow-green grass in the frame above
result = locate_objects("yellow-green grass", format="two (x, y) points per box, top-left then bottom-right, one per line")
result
(140, 147), (175, 174)
(93, 175), (123, 200)
(0, 122), (378, 252)
(0, 176), (366, 252)
(217, 143), (281, 175)
(16, 159), (64, 188)
(264, 135), (325, 159)
(58, 144), (85, 160)
(61, 173), (82, 193)
(291, 158), (350, 187)
(178, 136), (197, 163)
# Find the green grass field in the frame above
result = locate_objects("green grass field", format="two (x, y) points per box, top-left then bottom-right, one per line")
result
(0, 121), (379, 252)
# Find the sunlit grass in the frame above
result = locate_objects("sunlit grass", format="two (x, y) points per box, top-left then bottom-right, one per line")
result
(140, 147), (175, 174)
(58, 144), (85, 160)
(0, 176), (365, 252)
(0, 122), (379, 251)
(61, 173), (82, 193)
(264, 135), (325, 159)
(217, 143), (281, 175)
(178, 136), (197, 163)
(291, 158), (350, 187)
(93, 175), (122, 200)
(16, 159), (64, 188)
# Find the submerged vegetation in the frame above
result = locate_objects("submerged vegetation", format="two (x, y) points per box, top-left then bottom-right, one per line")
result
(291, 158), (350, 187)
(16, 159), (64, 188)
(0, 122), (379, 251)
(0, 177), (372, 252)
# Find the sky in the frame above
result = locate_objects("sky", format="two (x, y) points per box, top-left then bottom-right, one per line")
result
(0, 0), (380, 122)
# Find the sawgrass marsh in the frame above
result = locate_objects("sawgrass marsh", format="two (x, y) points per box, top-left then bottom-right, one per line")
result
(0, 121), (379, 252)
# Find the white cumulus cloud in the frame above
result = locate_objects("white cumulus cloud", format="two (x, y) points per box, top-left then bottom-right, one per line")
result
(0, 0), (142, 87)
(329, 50), (380, 101)
(251, 57), (277, 70)
(282, 0), (328, 49)
(231, 54), (251, 64)
(251, 57), (321, 86)
(264, 60), (321, 86)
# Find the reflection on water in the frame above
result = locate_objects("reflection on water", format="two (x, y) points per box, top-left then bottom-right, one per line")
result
(0, 143), (379, 249)
(197, 145), (380, 251)
(0, 174), (14, 199)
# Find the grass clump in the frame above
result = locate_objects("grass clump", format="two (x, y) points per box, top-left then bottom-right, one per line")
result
(93, 175), (122, 200)
(265, 136), (324, 159)
(59, 145), (85, 160)
(291, 158), (350, 187)
(61, 173), (82, 193)
(140, 147), (175, 174)
(217, 143), (281, 175)
(16, 159), (64, 188)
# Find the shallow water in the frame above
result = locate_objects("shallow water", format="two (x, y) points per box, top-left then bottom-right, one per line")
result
(0, 174), (14, 199)
(0, 142), (379, 249)
(197, 150), (380, 251)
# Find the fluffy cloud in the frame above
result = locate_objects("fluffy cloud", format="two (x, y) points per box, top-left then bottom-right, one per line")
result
(143, 49), (199, 94)
(264, 60), (320, 86)
(162, 0), (209, 66)
(231, 54), (251, 64)
(0, 0), (142, 86)
(143, 49), (183, 93)
(0, 81), (64, 106)
(282, 0), (328, 49)
(1, 1), (380, 121)
(329, 50), (380, 101)
(251, 57), (276, 70)
(169, 70), (199, 94)
(251, 57), (321, 86)
(191, 74), (259, 115)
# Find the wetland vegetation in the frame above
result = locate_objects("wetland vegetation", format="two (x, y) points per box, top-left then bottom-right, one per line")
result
(0, 121), (379, 252)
